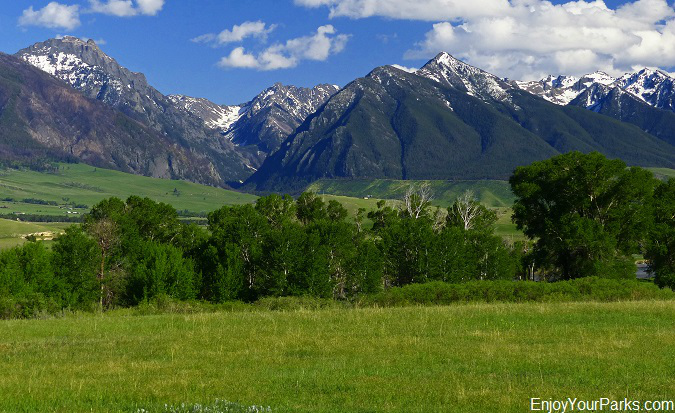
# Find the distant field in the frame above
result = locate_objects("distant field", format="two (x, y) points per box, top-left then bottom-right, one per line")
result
(0, 301), (672, 412)
(648, 167), (675, 180)
(0, 219), (71, 249)
(0, 167), (527, 248)
(308, 179), (515, 208)
(321, 194), (397, 216)
(493, 208), (526, 241)
(0, 163), (258, 218)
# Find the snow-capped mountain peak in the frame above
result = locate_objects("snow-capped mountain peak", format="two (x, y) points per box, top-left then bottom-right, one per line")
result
(417, 52), (513, 102)
(16, 36), (157, 111)
(168, 95), (245, 131)
(171, 82), (340, 153)
(614, 68), (674, 110)
(516, 67), (674, 112)
(581, 71), (615, 86)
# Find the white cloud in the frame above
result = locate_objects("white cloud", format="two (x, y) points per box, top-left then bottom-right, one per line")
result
(19, 2), (80, 30)
(217, 25), (350, 70)
(218, 47), (261, 68)
(136, 0), (165, 15)
(88, 0), (165, 17)
(294, 0), (511, 21)
(193, 21), (277, 45)
(297, 0), (675, 79)
(403, 0), (675, 79)
(89, 0), (136, 16)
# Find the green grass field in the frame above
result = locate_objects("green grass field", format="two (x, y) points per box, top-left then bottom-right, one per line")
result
(648, 167), (675, 180)
(0, 301), (672, 412)
(0, 218), (71, 249)
(493, 208), (526, 241)
(308, 179), (515, 208)
(0, 163), (257, 217)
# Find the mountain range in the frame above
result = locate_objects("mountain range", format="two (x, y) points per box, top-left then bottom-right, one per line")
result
(14, 37), (338, 184)
(4, 37), (675, 192)
(0, 51), (222, 184)
(246, 53), (675, 190)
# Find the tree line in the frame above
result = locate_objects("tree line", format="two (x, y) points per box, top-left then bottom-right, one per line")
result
(0, 151), (673, 315)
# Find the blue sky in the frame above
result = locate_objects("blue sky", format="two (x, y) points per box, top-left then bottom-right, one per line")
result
(2, 0), (674, 104)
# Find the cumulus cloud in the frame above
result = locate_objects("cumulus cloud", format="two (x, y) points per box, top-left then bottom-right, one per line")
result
(218, 25), (350, 70)
(19, 2), (81, 30)
(136, 0), (165, 15)
(88, 0), (165, 17)
(294, 0), (511, 21)
(298, 0), (675, 79)
(193, 21), (277, 45)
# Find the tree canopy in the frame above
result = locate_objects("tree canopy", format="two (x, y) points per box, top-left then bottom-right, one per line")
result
(510, 151), (657, 279)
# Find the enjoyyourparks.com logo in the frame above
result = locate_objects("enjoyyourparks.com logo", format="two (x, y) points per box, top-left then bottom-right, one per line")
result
(530, 398), (674, 412)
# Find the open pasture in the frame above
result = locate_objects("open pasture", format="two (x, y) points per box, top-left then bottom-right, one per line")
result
(0, 301), (672, 412)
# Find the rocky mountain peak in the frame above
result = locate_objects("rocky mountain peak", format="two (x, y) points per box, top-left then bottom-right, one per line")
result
(517, 66), (674, 112)
(16, 36), (153, 107)
(417, 52), (513, 102)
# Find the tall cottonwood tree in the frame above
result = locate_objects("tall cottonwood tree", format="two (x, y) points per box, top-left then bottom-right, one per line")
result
(646, 179), (675, 289)
(510, 151), (657, 279)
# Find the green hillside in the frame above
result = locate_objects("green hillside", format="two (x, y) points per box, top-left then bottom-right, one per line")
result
(648, 167), (675, 180)
(0, 163), (258, 218)
(308, 179), (515, 208)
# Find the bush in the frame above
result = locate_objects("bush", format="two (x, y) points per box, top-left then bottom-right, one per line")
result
(131, 294), (251, 316)
(364, 278), (674, 307)
(0, 293), (62, 319)
(254, 296), (344, 311)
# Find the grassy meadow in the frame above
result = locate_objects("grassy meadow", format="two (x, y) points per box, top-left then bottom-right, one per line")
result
(307, 178), (515, 208)
(0, 163), (257, 217)
(0, 219), (71, 249)
(648, 167), (675, 180)
(0, 300), (672, 412)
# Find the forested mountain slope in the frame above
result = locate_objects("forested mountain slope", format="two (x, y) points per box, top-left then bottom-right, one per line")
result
(247, 53), (675, 191)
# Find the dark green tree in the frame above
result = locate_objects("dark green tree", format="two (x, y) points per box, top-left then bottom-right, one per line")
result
(510, 151), (657, 279)
(255, 194), (296, 228)
(125, 241), (197, 304)
(51, 226), (100, 309)
(296, 192), (327, 225)
(646, 178), (675, 289)
(207, 204), (268, 300)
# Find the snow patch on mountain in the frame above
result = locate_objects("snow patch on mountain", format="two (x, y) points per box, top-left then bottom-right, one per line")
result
(168, 95), (245, 132)
(614, 68), (675, 111)
(516, 67), (674, 112)
(417, 52), (512, 103)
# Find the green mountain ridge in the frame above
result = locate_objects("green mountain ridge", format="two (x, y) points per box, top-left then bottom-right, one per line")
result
(246, 55), (675, 191)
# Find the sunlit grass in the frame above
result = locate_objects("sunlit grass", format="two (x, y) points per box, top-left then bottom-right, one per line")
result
(0, 301), (672, 412)
(0, 163), (257, 217)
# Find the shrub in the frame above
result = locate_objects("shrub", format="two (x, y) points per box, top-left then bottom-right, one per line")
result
(254, 296), (343, 311)
(365, 278), (674, 307)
